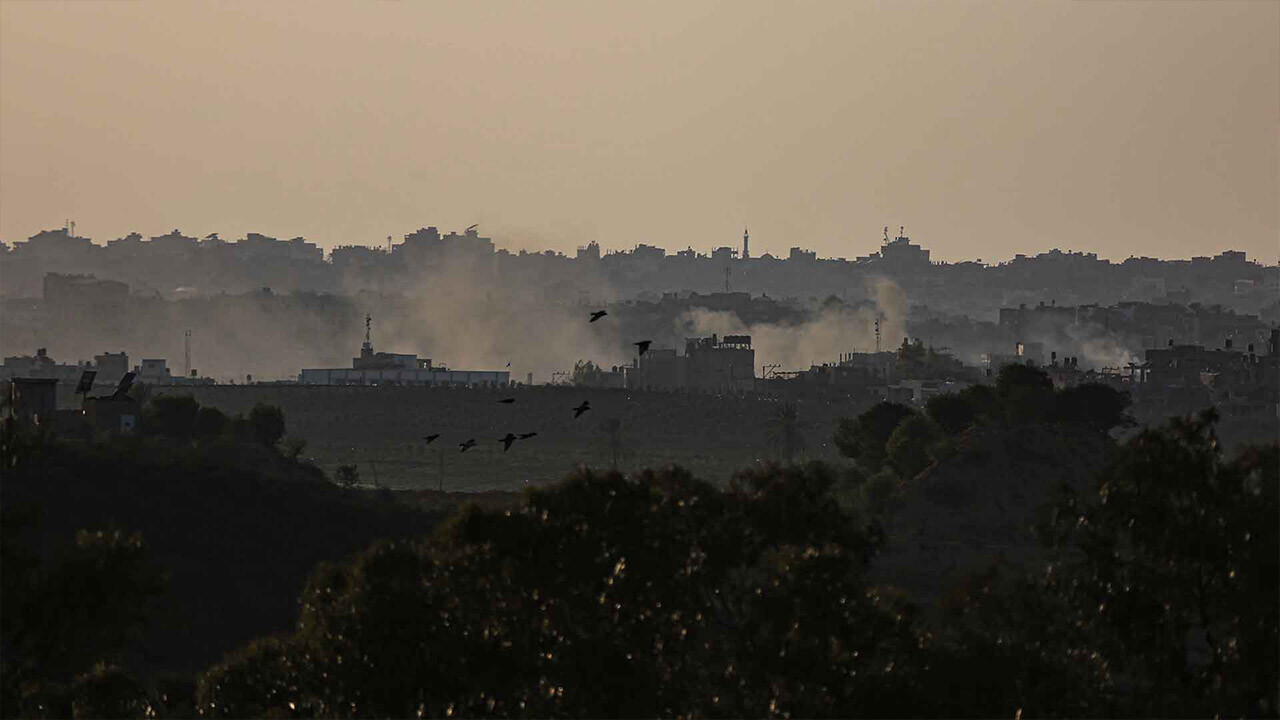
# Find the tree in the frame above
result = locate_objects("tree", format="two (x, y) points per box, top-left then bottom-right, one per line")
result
(196, 465), (911, 718)
(1, 521), (164, 718)
(833, 401), (915, 470)
(1043, 409), (1278, 717)
(141, 394), (200, 442)
(335, 464), (361, 489)
(246, 403), (285, 449)
(600, 417), (624, 471)
(885, 414), (945, 479)
(926, 391), (981, 436)
(1052, 382), (1133, 432)
(571, 360), (612, 387)
(767, 403), (805, 463)
(995, 364), (1054, 425)
(193, 405), (228, 441)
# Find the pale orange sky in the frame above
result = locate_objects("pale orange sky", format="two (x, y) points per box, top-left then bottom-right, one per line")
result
(1, 1), (1276, 263)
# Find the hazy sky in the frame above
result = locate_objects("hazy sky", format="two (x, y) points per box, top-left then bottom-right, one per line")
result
(1, 1), (1276, 263)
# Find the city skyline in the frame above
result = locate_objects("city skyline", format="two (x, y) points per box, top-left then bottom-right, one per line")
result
(3, 220), (1277, 266)
(2, 1), (1276, 264)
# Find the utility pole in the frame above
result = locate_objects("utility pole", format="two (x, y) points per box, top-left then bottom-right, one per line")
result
(184, 329), (192, 378)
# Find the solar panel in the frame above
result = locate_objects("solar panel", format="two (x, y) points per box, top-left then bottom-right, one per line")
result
(75, 369), (97, 393)
(112, 371), (136, 398)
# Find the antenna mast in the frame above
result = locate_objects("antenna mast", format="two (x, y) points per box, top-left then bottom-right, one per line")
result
(363, 314), (373, 351)
(184, 329), (192, 377)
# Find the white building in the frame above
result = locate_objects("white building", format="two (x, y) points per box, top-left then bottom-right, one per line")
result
(298, 315), (509, 387)
(298, 367), (509, 386)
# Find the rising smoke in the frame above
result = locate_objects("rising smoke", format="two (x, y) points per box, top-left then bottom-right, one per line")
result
(671, 277), (908, 370)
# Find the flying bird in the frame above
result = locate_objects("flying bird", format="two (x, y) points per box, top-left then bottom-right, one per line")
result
(459, 439), (477, 453)
(573, 401), (591, 419)
(499, 433), (519, 452)
(422, 434), (440, 444)
(518, 432), (538, 440)
(634, 340), (652, 356)
(589, 310), (608, 323)
(498, 397), (516, 404)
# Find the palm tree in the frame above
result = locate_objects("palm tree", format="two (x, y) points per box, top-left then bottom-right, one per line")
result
(601, 417), (624, 471)
(768, 403), (806, 464)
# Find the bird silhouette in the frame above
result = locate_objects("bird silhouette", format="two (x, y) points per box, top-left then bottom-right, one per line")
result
(423, 433), (440, 444)
(499, 433), (518, 452)
(573, 401), (591, 418)
(518, 432), (538, 440)
(589, 310), (608, 323)
(498, 397), (516, 404)
(459, 438), (477, 452)
(634, 340), (652, 356)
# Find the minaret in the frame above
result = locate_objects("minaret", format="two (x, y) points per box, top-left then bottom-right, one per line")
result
(742, 227), (750, 259)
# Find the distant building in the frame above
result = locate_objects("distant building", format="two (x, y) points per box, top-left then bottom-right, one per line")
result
(94, 352), (130, 386)
(83, 395), (140, 436)
(299, 315), (509, 387)
(137, 358), (172, 385)
(859, 226), (930, 269)
(7, 377), (58, 427)
(43, 272), (129, 309)
(685, 334), (755, 391)
(789, 247), (817, 262)
(576, 242), (601, 262)
(629, 334), (755, 392)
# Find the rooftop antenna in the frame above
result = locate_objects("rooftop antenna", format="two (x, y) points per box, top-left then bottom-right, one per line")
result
(386, 235), (392, 253)
(184, 329), (192, 378)
(899, 225), (905, 239)
(883, 226), (889, 242)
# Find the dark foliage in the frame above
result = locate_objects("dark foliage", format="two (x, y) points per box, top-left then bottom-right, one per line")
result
(885, 414), (945, 479)
(141, 394), (201, 442)
(995, 363), (1056, 425)
(1042, 409), (1279, 717)
(0, 414), (434, 718)
(1, 518), (163, 718)
(833, 401), (916, 469)
(197, 464), (910, 718)
(1052, 382), (1134, 431)
(924, 391), (981, 436)
(3, 396), (1274, 718)
(247, 402), (287, 448)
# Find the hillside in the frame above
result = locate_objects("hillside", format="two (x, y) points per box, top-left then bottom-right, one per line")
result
(1, 435), (437, 677)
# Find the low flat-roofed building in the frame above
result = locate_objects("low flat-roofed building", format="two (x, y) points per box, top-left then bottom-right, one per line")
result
(299, 315), (508, 387)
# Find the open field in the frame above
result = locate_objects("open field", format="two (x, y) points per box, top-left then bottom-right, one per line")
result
(169, 384), (870, 491)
